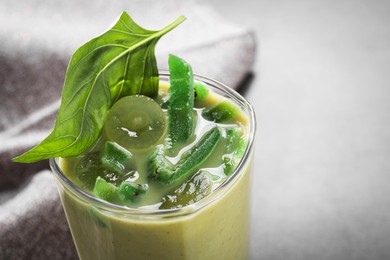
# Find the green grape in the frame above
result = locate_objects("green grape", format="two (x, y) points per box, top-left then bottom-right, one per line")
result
(105, 95), (166, 151)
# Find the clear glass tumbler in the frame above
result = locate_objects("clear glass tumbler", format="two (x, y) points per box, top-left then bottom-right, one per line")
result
(50, 72), (256, 260)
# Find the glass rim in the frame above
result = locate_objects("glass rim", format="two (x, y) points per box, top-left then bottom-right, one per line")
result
(50, 71), (256, 218)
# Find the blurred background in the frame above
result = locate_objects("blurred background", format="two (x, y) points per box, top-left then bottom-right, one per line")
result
(207, 0), (390, 259)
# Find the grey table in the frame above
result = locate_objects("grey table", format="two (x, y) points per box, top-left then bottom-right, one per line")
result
(208, 0), (390, 259)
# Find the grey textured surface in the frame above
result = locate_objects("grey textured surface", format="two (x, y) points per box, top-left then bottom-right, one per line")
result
(208, 0), (390, 259)
(0, 0), (256, 259)
(0, 172), (77, 259)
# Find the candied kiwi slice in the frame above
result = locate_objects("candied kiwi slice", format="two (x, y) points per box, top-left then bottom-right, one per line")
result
(118, 182), (149, 203)
(194, 81), (209, 104)
(105, 95), (166, 151)
(159, 171), (212, 209)
(202, 99), (240, 123)
(93, 177), (119, 202)
(168, 54), (195, 148)
(101, 141), (135, 173)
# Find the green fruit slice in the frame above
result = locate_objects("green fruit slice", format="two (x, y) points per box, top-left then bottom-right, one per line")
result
(105, 95), (166, 151)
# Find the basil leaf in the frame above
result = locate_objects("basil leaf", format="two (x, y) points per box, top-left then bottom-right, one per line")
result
(13, 12), (185, 163)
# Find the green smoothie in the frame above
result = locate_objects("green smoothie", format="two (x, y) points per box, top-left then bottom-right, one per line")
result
(52, 73), (255, 259)
(14, 11), (256, 260)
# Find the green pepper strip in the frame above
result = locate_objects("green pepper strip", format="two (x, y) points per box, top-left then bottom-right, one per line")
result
(148, 144), (175, 183)
(148, 127), (221, 184)
(167, 54), (195, 148)
(170, 127), (221, 183)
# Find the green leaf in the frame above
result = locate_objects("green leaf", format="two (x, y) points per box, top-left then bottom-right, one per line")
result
(13, 12), (186, 163)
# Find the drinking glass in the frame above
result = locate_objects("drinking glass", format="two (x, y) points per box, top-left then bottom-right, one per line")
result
(50, 72), (256, 260)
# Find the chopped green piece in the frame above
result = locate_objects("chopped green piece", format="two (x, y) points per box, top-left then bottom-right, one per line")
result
(101, 141), (134, 173)
(76, 151), (132, 189)
(225, 127), (243, 153)
(224, 135), (248, 176)
(148, 144), (174, 183)
(160, 171), (212, 209)
(171, 127), (221, 183)
(118, 182), (149, 203)
(223, 156), (235, 176)
(76, 152), (111, 190)
(93, 177), (119, 202)
(168, 54), (195, 148)
(202, 100), (240, 123)
(194, 81), (209, 103)
(105, 95), (166, 151)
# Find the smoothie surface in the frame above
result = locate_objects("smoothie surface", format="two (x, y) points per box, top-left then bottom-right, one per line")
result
(60, 80), (250, 210)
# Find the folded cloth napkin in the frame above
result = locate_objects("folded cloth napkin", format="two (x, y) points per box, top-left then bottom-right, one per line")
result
(0, 0), (256, 259)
